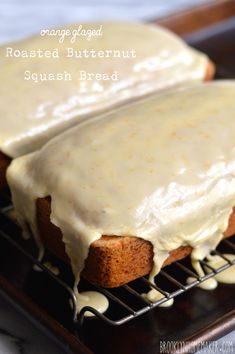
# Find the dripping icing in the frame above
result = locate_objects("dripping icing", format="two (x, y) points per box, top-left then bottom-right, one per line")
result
(7, 81), (235, 315)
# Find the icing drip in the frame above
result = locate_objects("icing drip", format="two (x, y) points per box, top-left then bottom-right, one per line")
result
(187, 253), (235, 289)
(74, 290), (109, 317)
(143, 289), (174, 307)
(7, 81), (235, 315)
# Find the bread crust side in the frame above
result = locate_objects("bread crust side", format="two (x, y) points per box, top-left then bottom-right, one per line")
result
(205, 60), (215, 81)
(36, 197), (235, 288)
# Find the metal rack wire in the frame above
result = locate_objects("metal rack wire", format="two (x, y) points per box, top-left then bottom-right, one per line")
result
(0, 191), (235, 327)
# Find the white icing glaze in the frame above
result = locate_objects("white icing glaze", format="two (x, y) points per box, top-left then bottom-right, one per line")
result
(187, 259), (218, 290)
(202, 253), (235, 287)
(187, 276), (218, 290)
(33, 247), (45, 272)
(74, 291), (109, 317)
(7, 81), (235, 314)
(187, 254), (235, 290)
(0, 22), (208, 158)
(143, 289), (174, 307)
(43, 261), (60, 276)
(207, 254), (235, 283)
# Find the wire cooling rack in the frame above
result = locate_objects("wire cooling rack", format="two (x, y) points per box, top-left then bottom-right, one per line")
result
(0, 191), (235, 327)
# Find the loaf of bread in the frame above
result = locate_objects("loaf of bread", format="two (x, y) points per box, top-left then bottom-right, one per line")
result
(0, 61), (215, 192)
(36, 198), (235, 288)
(1, 21), (215, 164)
(8, 81), (234, 294)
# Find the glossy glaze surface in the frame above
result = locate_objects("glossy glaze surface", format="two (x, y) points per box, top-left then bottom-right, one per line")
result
(7, 81), (235, 315)
(0, 22), (208, 158)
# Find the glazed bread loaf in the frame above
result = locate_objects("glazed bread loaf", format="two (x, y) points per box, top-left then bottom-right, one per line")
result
(8, 81), (235, 296)
(37, 198), (235, 287)
(0, 22), (214, 161)
(0, 61), (215, 192)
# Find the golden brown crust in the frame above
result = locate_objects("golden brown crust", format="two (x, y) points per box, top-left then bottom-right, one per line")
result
(0, 152), (11, 191)
(37, 197), (235, 288)
(205, 60), (215, 81)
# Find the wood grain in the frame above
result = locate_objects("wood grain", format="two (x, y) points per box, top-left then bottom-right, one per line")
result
(157, 0), (235, 36)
